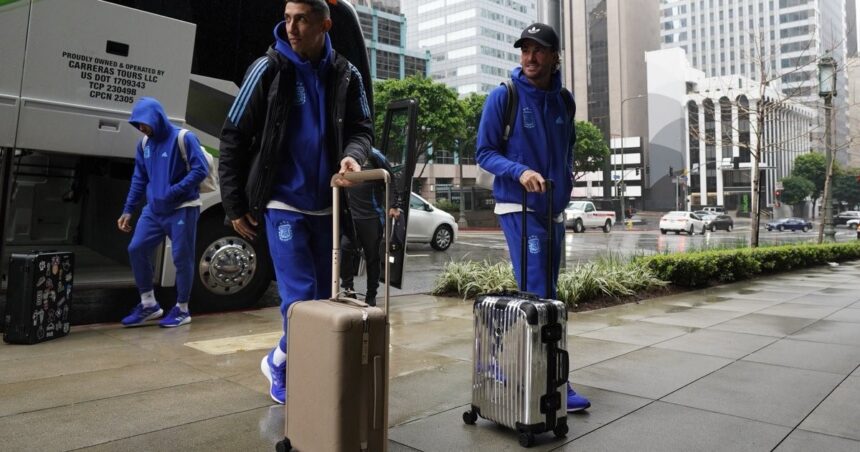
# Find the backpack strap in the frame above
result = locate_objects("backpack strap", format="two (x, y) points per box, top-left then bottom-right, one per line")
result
(560, 88), (576, 122)
(501, 80), (518, 143)
(176, 129), (191, 171)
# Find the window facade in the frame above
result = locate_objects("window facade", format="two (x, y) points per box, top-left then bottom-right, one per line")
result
(688, 101), (701, 191)
(356, 4), (429, 81)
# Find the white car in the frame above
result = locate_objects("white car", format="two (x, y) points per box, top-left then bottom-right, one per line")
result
(660, 211), (706, 235)
(847, 218), (860, 230)
(407, 193), (458, 250)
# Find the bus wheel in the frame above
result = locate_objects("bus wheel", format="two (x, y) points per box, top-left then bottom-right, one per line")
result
(192, 214), (273, 309)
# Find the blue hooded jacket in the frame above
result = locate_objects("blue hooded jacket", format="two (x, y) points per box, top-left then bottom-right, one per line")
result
(475, 67), (574, 218)
(269, 22), (334, 211)
(123, 97), (209, 216)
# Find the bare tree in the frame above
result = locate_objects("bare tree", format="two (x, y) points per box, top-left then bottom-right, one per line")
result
(686, 29), (850, 247)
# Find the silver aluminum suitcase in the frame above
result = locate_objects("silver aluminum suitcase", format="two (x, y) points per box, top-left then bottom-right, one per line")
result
(463, 181), (569, 448)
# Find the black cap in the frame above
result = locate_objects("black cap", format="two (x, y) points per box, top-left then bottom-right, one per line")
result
(514, 23), (559, 51)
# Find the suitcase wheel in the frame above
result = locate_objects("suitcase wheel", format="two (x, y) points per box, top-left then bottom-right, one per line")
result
(553, 421), (569, 438)
(518, 432), (535, 448)
(462, 410), (478, 425)
(275, 437), (291, 452)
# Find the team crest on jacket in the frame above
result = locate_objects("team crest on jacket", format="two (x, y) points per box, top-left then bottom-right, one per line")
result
(528, 235), (540, 254)
(143, 146), (151, 159)
(295, 81), (307, 105)
(556, 116), (564, 125)
(522, 107), (536, 129)
(277, 221), (293, 242)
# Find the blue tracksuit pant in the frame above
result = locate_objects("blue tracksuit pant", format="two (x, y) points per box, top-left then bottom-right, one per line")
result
(498, 212), (564, 299)
(128, 206), (199, 302)
(264, 209), (332, 353)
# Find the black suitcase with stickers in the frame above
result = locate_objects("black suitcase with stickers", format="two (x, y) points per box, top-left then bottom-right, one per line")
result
(3, 251), (74, 344)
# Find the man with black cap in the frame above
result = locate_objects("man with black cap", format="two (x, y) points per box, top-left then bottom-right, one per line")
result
(475, 23), (591, 412)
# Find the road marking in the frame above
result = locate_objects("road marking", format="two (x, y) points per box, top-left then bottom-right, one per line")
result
(408, 254), (430, 257)
(185, 332), (281, 355)
(457, 241), (508, 250)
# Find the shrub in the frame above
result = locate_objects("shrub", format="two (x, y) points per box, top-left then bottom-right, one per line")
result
(432, 260), (516, 299)
(433, 242), (860, 308)
(432, 257), (668, 308)
(433, 198), (459, 213)
(639, 242), (860, 287)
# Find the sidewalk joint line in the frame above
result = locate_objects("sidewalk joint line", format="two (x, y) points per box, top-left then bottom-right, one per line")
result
(769, 361), (860, 451)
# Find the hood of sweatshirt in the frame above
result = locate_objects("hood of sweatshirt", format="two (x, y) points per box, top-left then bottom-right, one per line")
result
(510, 66), (563, 98)
(128, 97), (173, 142)
(273, 21), (333, 74)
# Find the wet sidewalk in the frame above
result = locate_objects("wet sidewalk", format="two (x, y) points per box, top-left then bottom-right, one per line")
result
(1, 262), (859, 451)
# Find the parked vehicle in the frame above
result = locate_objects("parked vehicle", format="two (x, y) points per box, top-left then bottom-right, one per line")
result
(845, 218), (860, 229)
(659, 211), (706, 235)
(701, 214), (734, 232)
(409, 193), (457, 251)
(702, 206), (726, 214)
(766, 217), (812, 232)
(0, 0), (413, 309)
(834, 211), (860, 226)
(564, 200), (616, 233)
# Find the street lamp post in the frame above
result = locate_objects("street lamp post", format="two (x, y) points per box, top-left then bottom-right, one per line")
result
(619, 94), (646, 219)
(457, 139), (468, 229)
(818, 55), (837, 242)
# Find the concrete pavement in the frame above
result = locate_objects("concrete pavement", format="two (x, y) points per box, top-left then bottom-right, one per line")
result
(1, 261), (859, 451)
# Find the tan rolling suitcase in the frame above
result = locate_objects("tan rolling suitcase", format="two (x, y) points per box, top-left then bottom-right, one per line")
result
(277, 169), (391, 452)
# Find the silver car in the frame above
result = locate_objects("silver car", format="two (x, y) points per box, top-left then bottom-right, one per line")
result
(407, 193), (458, 250)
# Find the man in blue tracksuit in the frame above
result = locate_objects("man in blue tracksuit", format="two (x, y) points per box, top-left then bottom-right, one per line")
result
(218, 0), (372, 404)
(117, 97), (208, 328)
(475, 23), (591, 412)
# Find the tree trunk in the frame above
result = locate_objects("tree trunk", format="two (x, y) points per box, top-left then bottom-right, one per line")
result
(750, 106), (764, 248)
(750, 155), (761, 247)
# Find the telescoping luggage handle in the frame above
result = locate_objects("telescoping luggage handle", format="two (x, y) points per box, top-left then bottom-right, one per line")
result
(330, 169), (391, 316)
(519, 179), (554, 293)
(521, 179), (571, 433)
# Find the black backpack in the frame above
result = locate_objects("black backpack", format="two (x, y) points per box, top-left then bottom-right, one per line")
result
(499, 80), (576, 143)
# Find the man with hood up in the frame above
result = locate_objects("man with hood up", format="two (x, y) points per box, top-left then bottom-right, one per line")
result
(475, 23), (592, 412)
(117, 97), (209, 328)
(218, 0), (372, 405)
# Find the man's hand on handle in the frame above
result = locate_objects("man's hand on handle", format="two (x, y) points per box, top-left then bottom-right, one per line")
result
(117, 213), (133, 233)
(335, 157), (362, 187)
(519, 169), (546, 193)
(231, 213), (258, 241)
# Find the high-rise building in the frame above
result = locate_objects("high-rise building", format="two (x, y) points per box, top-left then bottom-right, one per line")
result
(401, 0), (536, 96)
(847, 0), (857, 57)
(660, 0), (849, 164)
(848, 56), (860, 167)
(352, 0), (430, 80)
(561, 0), (662, 206)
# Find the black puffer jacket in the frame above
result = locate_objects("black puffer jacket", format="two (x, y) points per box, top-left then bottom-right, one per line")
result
(218, 46), (373, 222)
